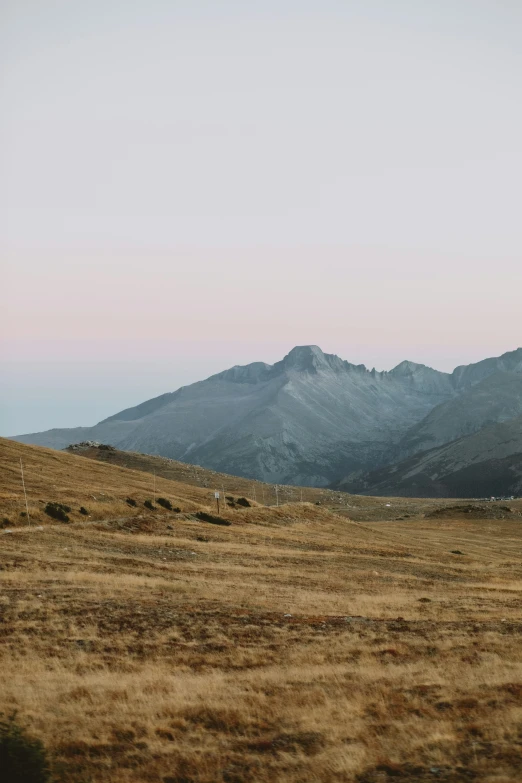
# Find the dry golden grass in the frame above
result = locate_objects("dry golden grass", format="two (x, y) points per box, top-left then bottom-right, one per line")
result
(1, 439), (522, 782)
(62, 442), (478, 522)
(0, 438), (216, 527)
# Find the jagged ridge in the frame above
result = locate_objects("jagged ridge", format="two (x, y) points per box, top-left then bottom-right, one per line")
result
(10, 345), (522, 489)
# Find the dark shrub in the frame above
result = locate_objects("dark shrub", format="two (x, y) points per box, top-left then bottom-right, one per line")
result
(79, 507), (89, 516)
(1, 518), (10, 528)
(125, 497), (137, 507)
(172, 507), (181, 513)
(236, 497), (251, 508)
(225, 496), (234, 501)
(44, 502), (71, 523)
(0, 712), (51, 783)
(144, 500), (155, 511)
(157, 497), (173, 510)
(195, 511), (231, 526)
(20, 512), (27, 518)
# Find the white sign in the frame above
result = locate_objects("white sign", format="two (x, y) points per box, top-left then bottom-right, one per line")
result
(214, 491), (220, 499)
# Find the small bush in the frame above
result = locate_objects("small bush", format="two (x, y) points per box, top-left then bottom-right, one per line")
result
(236, 497), (251, 508)
(0, 712), (51, 783)
(79, 507), (89, 516)
(1, 518), (10, 528)
(172, 507), (181, 513)
(144, 500), (155, 511)
(126, 497), (137, 507)
(195, 511), (231, 527)
(44, 502), (71, 523)
(20, 512), (26, 518)
(157, 497), (173, 510)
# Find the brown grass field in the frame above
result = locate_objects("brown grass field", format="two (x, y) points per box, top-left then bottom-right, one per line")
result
(63, 442), (468, 523)
(1, 437), (522, 782)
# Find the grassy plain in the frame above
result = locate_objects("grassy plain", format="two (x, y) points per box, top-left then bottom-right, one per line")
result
(1, 438), (522, 782)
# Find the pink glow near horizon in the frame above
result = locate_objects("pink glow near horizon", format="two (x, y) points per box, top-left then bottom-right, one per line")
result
(3, 246), (520, 371)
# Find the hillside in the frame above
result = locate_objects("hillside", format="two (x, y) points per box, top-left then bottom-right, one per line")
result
(1, 438), (459, 525)
(338, 416), (522, 498)
(63, 440), (337, 505)
(394, 371), (522, 460)
(2, 439), (522, 782)
(0, 438), (211, 527)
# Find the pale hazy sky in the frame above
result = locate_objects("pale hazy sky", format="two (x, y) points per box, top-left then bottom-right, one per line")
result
(1, 0), (521, 434)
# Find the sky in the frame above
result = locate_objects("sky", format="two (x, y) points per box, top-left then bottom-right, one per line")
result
(1, 0), (521, 435)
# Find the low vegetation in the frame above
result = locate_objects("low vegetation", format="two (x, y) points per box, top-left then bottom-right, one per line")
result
(43, 502), (71, 523)
(0, 712), (51, 783)
(1, 438), (522, 782)
(195, 510), (232, 526)
(156, 497), (173, 510)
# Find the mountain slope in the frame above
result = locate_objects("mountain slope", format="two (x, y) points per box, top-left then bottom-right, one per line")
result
(395, 371), (522, 460)
(10, 345), (522, 489)
(337, 415), (522, 498)
(0, 436), (210, 525)
(451, 347), (522, 389)
(11, 346), (457, 486)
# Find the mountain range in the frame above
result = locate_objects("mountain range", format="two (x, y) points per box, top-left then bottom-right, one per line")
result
(10, 345), (522, 496)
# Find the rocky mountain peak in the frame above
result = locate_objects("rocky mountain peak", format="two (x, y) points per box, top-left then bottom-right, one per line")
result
(10, 345), (521, 493)
(279, 345), (362, 374)
(280, 345), (330, 372)
(390, 360), (428, 376)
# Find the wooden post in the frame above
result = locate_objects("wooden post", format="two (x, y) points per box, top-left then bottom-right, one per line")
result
(215, 491), (220, 514)
(20, 458), (30, 525)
